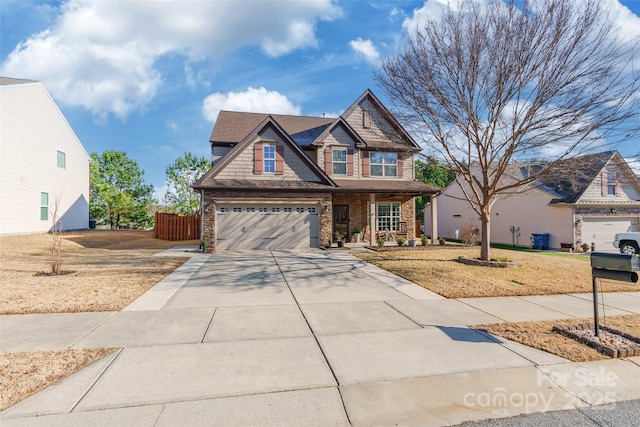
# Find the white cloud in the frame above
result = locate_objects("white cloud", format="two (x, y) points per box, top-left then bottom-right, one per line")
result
(402, 0), (455, 34)
(166, 121), (178, 131)
(202, 87), (301, 122)
(1, 0), (340, 121)
(349, 38), (381, 65)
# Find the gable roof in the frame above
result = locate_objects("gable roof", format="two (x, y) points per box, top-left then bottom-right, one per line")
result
(195, 115), (336, 189)
(341, 89), (422, 152)
(210, 89), (421, 153)
(310, 116), (367, 148)
(519, 151), (640, 204)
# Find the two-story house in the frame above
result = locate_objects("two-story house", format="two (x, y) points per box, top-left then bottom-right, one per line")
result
(0, 78), (90, 235)
(424, 151), (640, 251)
(193, 90), (440, 251)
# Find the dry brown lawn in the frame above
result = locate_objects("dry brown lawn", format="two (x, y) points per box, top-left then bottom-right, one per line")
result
(1, 238), (638, 410)
(477, 315), (640, 362)
(0, 348), (117, 411)
(356, 247), (640, 363)
(0, 230), (198, 410)
(0, 230), (198, 314)
(354, 248), (639, 298)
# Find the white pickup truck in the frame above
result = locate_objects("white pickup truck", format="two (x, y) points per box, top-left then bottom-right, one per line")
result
(613, 232), (640, 254)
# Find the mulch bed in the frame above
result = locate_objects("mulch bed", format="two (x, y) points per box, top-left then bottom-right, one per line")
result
(457, 256), (518, 268)
(363, 244), (465, 252)
(553, 323), (640, 358)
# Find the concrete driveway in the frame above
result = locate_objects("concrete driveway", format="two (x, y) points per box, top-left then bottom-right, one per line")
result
(2, 249), (639, 426)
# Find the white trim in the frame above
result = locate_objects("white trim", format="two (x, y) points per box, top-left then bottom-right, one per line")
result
(213, 198), (322, 205)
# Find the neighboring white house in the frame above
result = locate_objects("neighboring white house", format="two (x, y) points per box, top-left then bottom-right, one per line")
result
(0, 77), (90, 234)
(424, 151), (640, 252)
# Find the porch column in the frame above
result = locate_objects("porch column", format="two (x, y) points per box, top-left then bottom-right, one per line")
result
(430, 194), (438, 244)
(369, 193), (376, 245)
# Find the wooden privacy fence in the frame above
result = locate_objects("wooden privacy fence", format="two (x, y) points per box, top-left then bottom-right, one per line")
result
(154, 212), (201, 241)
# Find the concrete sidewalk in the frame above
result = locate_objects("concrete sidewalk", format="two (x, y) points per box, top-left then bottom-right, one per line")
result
(1, 249), (639, 426)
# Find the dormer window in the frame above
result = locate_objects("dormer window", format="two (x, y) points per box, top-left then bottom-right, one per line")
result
(370, 152), (397, 177)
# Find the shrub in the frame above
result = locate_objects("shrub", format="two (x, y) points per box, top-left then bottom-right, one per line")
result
(420, 235), (428, 246)
(396, 237), (406, 247)
(459, 220), (480, 246)
(377, 238), (385, 248)
(490, 256), (513, 263)
(438, 236), (446, 246)
(580, 242), (590, 252)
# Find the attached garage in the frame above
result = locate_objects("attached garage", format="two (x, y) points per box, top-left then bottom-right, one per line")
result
(581, 217), (638, 252)
(216, 204), (320, 250)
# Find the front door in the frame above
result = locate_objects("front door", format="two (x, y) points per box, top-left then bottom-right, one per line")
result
(333, 204), (349, 241)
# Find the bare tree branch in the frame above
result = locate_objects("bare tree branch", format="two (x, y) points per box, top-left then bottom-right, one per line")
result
(377, 0), (640, 259)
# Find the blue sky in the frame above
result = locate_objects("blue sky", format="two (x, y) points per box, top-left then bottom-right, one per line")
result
(2, 0), (639, 197)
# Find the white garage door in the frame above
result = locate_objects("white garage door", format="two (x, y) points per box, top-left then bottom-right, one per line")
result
(582, 217), (638, 252)
(216, 205), (320, 250)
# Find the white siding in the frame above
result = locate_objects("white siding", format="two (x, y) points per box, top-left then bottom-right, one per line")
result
(0, 82), (90, 234)
(425, 180), (574, 249)
(577, 159), (640, 203)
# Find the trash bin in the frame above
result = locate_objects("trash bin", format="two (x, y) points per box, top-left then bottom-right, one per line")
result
(531, 233), (550, 250)
(89, 219), (97, 229)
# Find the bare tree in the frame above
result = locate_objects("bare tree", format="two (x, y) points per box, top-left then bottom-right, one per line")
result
(50, 194), (63, 275)
(377, 0), (639, 260)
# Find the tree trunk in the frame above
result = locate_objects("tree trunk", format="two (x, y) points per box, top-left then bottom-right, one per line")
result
(480, 210), (491, 261)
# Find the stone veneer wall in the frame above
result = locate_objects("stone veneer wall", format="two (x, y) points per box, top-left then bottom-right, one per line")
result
(201, 190), (417, 251)
(332, 193), (416, 242)
(201, 190), (331, 252)
(332, 194), (368, 241)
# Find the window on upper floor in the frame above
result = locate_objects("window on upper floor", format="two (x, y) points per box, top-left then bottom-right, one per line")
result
(607, 172), (617, 195)
(332, 148), (347, 175)
(370, 152), (397, 177)
(57, 150), (66, 169)
(377, 202), (400, 231)
(602, 171), (621, 197)
(40, 192), (49, 221)
(263, 145), (276, 174)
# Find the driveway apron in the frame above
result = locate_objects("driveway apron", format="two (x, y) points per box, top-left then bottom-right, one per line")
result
(5, 249), (631, 426)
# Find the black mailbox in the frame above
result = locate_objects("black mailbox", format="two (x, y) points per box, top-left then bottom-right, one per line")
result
(590, 252), (639, 283)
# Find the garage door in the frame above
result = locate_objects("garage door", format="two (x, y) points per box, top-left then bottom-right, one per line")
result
(582, 217), (638, 252)
(216, 205), (320, 250)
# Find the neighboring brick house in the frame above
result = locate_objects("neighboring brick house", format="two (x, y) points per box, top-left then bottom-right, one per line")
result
(194, 89), (440, 251)
(424, 151), (640, 252)
(0, 78), (90, 235)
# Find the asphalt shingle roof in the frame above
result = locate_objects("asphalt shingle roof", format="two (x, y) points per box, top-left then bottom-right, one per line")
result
(210, 111), (334, 144)
(522, 151), (615, 203)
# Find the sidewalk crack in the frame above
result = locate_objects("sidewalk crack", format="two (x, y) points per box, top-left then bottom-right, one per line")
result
(69, 347), (124, 413)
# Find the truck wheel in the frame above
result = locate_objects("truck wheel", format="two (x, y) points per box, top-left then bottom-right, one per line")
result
(619, 242), (639, 254)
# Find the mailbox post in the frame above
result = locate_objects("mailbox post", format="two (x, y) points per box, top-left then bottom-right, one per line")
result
(590, 253), (639, 337)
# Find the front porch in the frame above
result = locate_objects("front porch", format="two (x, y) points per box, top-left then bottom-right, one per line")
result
(327, 192), (438, 246)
